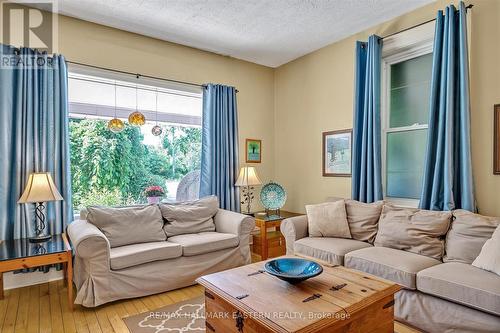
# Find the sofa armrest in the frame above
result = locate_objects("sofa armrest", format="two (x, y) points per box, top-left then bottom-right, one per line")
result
(215, 209), (255, 265)
(214, 209), (255, 237)
(67, 219), (110, 260)
(281, 215), (308, 255)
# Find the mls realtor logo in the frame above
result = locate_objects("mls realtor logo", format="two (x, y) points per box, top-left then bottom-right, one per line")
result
(0, 0), (58, 68)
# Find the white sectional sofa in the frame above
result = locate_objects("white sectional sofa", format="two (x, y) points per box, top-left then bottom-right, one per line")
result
(281, 201), (500, 333)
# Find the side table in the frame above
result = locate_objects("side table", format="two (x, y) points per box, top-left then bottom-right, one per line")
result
(252, 210), (302, 260)
(0, 234), (73, 310)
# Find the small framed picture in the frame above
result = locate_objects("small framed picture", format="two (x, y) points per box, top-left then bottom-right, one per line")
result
(322, 129), (352, 177)
(494, 104), (500, 174)
(246, 139), (262, 163)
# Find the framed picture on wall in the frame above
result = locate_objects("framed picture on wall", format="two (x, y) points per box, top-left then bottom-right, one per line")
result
(494, 104), (500, 174)
(322, 129), (352, 177)
(246, 139), (262, 163)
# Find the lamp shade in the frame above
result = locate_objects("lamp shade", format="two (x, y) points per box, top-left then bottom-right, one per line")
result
(235, 166), (262, 186)
(18, 173), (63, 204)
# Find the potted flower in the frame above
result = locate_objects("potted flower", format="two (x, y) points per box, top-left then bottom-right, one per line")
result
(144, 185), (165, 204)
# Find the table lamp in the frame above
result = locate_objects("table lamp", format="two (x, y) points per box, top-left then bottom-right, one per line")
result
(235, 166), (262, 214)
(18, 172), (63, 242)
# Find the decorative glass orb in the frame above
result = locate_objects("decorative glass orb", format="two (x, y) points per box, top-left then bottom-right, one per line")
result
(107, 118), (125, 133)
(151, 125), (163, 136)
(128, 111), (146, 126)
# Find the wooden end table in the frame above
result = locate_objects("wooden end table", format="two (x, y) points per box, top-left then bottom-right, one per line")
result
(252, 211), (302, 260)
(0, 234), (73, 310)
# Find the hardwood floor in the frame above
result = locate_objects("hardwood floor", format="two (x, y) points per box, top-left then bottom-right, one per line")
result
(0, 279), (421, 333)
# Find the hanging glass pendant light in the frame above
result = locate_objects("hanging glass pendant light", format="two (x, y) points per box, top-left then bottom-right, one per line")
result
(108, 82), (125, 133)
(152, 89), (162, 136)
(128, 85), (146, 126)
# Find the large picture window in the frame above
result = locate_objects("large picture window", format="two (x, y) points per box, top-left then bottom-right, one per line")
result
(68, 65), (202, 211)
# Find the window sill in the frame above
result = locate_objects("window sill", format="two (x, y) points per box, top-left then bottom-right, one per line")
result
(384, 197), (420, 208)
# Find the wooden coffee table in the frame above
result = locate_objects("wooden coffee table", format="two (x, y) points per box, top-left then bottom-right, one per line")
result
(197, 257), (401, 333)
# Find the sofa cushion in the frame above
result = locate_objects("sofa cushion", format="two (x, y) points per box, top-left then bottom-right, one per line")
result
(444, 209), (500, 264)
(417, 262), (500, 316)
(305, 200), (351, 238)
(160, 196), (219, 237)
(294, 237), (372, 265)
(345, 247), (441, 289)
(345, 200), (383, 244)
(80, 204), (144, 220)
(110, 241), (182, 270)
(472, 225), (500, 276)
(86, 205), (166, 247)
(374, 205), (451, 260)
(168, 232), (239, 256)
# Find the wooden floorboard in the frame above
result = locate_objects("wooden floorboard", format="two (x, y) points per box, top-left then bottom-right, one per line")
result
(27, 285), (40, 333)
(2, 287), (20, 333)
(1, 276), (421, 333)
(14, 285), (30, 333)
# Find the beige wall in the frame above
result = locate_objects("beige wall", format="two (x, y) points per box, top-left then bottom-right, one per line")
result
(274, 0), (500, 216)
(5, 13), (276, 212)
(4, 1), (500, 216)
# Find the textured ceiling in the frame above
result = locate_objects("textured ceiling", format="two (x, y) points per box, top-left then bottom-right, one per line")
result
(52, 0), (434, 67)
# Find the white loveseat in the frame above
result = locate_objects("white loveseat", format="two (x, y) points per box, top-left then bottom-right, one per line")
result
(68, 200), (255, 307)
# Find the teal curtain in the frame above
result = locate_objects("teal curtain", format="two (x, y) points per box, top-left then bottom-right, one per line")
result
(352, 35), (383, 203)
(0, 44), (73, 240)
(199, 84), (240, 212)
(419, 2), (475, 211)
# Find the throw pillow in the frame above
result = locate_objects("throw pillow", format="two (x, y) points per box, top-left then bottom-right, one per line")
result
(86, 205), (166, 247)
(305, 200), (352, 238)
(159, 195), (219, 237)
(345, 199), (384, 243)
(472, 225), (500, 276)
(374, 205), (452, 260)
(444, 209), (500, 264)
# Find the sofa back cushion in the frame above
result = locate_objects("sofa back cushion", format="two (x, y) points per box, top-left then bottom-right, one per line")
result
(374, 205), (452, 260)
(86, 205), (166, 247)
(345, 200), (383, 244)
(159, 196), (219, 237)
(305, 200), (352, 238)
(80, 204), (144, 220)
(444, 209), (500, 264)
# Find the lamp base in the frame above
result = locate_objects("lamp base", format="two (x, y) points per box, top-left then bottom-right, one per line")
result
(29, 234), (52, 243)
(241, 211), (254, 216)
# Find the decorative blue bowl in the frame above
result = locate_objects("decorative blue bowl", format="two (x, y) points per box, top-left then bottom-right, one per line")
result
(264, 258), (323, 284)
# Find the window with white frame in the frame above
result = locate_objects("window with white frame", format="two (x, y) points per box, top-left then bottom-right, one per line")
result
(381, 22), (434, 207)
(67, 64), (202, 210)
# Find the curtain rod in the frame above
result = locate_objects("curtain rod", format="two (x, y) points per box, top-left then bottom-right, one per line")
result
(69, 75), (201, 99)
(380, 3), (473, 40)
(66, 60), (239, 93)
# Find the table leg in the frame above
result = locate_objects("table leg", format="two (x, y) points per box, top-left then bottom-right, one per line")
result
(67, 252), (73, 311)
(0, 272), (3, 299)
(277, 226), (285, 255)
(62, 262), (67, 287)
(260, 225), (268, 260)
